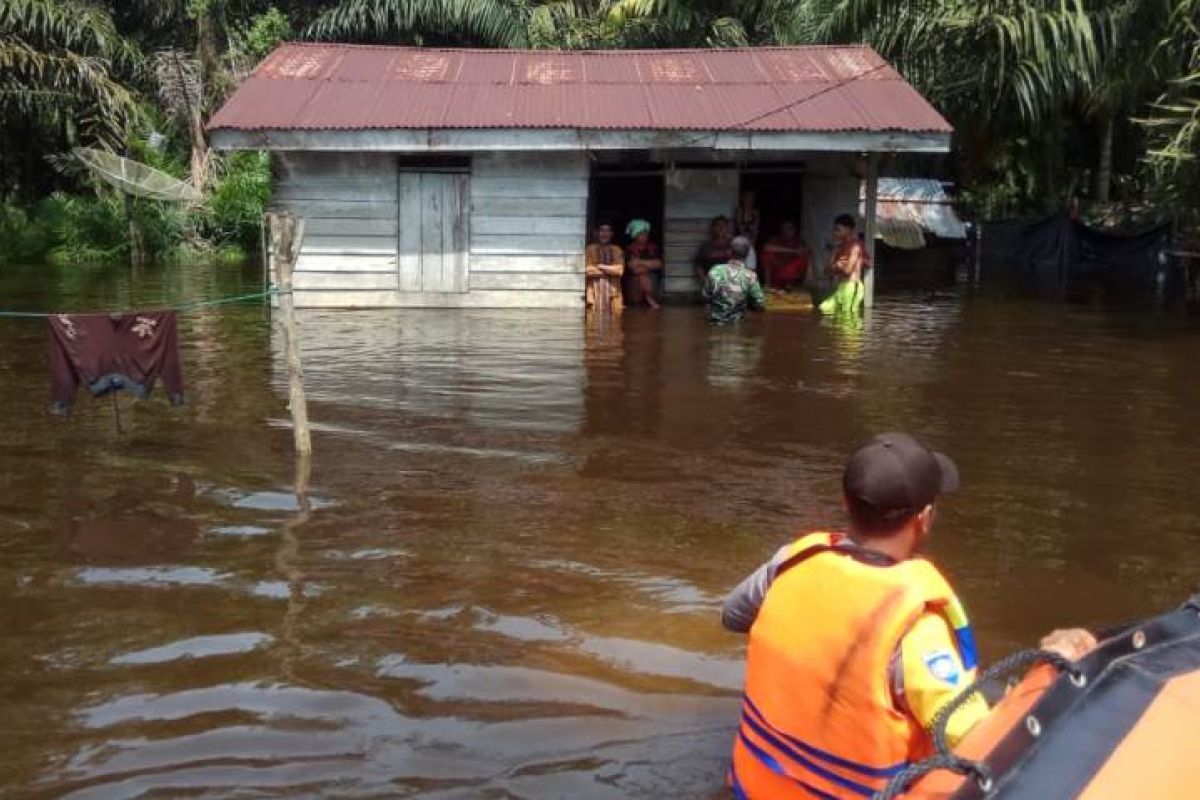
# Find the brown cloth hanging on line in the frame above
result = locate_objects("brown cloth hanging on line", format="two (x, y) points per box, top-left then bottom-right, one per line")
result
(47, 311), (184, 415)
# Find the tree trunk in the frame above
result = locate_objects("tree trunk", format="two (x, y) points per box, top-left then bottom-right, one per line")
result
(124, 192), (146, 268)
(1096, 116), (1114, 205)
(189, 111), (209, 193)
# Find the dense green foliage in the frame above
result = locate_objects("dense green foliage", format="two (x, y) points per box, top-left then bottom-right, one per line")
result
(0, 151), (267, 267)
(1, 0), (1198, 265)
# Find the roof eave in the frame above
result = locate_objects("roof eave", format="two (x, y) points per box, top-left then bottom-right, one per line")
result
(209, 127), (952, 154)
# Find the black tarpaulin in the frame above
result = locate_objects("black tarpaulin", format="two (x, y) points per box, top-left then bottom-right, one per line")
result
(993, 215), (1173, 299)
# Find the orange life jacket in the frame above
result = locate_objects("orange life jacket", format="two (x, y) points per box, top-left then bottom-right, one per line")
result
(731, 531), (977, 799)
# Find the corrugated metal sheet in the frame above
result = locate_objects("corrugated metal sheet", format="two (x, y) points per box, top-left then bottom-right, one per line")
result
(210, 43), (951, 135)
(863, 178), (967, 244)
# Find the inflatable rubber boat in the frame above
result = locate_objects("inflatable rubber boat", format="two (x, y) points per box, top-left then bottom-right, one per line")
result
(880, 593), (1200, 799)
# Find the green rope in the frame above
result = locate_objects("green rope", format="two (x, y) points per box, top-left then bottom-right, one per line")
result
(0, 288), (285, 319)
(171, 288), (283, 311)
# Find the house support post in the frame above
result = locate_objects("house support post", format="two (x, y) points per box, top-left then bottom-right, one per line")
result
(863, 152), (880, 309)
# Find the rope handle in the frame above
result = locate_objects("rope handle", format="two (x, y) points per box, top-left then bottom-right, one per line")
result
(874, 753), (993, 800)
(873, 648), (1083, 799)
(930, 648), (1081, 755)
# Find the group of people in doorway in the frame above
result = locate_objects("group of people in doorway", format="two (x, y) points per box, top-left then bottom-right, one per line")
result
(585, 189), (870, 325)
(583, 218), (664, 312)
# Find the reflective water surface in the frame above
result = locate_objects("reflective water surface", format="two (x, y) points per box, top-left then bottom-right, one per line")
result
(1, 262), (1198, 798)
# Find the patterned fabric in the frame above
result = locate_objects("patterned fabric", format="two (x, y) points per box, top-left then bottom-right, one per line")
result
(585, 243), (624, 313)
(704, 261), (766, 325)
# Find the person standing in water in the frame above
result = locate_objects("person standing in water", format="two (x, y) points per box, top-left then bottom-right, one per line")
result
(819, 213), (867, 316)
(623, 218), (663, 309)
(585, 222), (624, 314)
(703, 236), (765, 325)
(721, 433), (1098, 799)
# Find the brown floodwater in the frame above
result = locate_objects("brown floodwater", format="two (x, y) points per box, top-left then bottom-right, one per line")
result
(1, 261), (1198, 799)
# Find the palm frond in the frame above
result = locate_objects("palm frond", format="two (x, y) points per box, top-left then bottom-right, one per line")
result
(305, 0), (529, 47)
(0, 0), (142, 68)
(0, 38), (137, 128)
(0, 1), (141, 151)
(153, 48), (202, 125)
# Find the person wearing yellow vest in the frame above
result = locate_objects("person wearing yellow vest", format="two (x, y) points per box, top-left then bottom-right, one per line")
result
(722, 433), (1097, 799)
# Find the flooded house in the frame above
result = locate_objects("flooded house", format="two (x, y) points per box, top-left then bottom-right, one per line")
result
(208, 44), (952, 308)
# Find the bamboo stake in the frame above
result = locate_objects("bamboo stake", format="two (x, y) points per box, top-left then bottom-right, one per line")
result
(265, 212), (312, 456)
(276, 452), (311, 681)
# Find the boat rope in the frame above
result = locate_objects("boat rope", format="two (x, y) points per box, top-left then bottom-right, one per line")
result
(873, 648), (1082, 800)
(0, 288), (287, 319)
(875, 752), (993, 800)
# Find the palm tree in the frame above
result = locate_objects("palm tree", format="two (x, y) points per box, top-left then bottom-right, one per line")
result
(790, 0), (1099, 127)
(0, 0), (141, 157)
(1083, 0), (1191, 204)
(774, 0), (1101, 216)
(155, 49), (210, 192)
(1140, 2), (1200, 227)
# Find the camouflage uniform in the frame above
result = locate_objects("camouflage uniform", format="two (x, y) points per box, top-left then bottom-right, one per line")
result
(703, 261), (766, 325)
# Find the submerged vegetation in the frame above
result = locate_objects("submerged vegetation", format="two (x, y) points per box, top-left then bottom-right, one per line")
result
(1, 0), (1198, 265)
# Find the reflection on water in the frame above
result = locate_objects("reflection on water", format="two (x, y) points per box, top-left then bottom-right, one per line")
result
(2, 263), (1199, 797)
(74, 566), (229, 587)
(110, 632), (274, 665)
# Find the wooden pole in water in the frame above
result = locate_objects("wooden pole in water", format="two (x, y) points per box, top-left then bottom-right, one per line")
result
(863, 152), (880, 309)
(265, 212), (312, 456)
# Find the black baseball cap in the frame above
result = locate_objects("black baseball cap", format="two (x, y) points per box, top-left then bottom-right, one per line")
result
(843, 433), (960, 524)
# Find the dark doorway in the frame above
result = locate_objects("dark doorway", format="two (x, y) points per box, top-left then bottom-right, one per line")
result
(589, 168), (667, 303)
(588, 169), (666, 251)
(739, 170), (804, 253)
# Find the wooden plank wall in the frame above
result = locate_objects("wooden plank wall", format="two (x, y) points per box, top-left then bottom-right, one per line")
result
(271, 150), (586, 307)
(271, 152), (399, 295)
(468, 152), (588, 300)
(663, 167), (739, 296)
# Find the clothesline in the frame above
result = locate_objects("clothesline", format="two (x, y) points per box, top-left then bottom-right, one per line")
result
(0, 288), (288, 319)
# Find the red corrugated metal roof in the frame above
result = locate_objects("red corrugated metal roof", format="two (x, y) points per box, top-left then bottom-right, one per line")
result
(209, 43), (951, 135)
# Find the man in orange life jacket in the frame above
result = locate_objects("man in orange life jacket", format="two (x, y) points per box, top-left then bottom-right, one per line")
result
(722, 433), (1097, 799)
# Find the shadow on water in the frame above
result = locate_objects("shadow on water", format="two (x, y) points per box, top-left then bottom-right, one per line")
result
(1, 263), (1199, 797)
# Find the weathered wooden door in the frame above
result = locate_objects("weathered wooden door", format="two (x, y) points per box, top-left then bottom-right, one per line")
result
(398, 171), (469, 293)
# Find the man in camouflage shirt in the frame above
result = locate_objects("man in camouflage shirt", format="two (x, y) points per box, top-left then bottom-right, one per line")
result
(703, 236), (766, 325)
